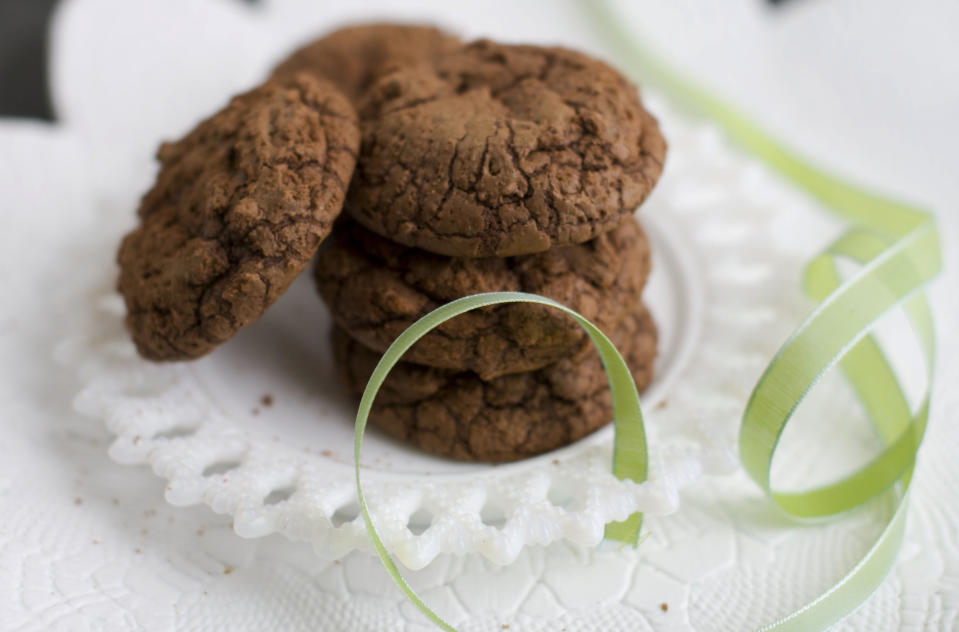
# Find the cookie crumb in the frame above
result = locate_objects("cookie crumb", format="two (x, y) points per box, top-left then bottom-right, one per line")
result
(656, 400), (668, 410)
(74, 497), (83, 505)
(223, 567), (233, 575)
(261, 394), (274, 407)
(196, 528), (205, 537)
(91, 539), (100, 545)
(321, 449), (333, 457)
(144, 509), (157, 519)
(112, 498), (119, 505)
(134, 548), (142, 554)
(501, 625), (510, 630)
(552, 459), (560, 465)
(660, 602), (668, 612)
(133, 435), (141, 445)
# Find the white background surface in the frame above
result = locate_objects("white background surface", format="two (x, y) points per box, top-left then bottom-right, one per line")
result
(2, 0), (958, 630)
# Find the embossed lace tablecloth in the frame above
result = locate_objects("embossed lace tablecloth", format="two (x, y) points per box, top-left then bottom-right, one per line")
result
(1, 1), (958, 630)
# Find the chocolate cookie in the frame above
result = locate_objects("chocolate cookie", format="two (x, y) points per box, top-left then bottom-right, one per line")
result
(333, 305), (657, 462)
(117, 74), (360, 361)
(347, 40), (666, 257)
(315, 215), (651, 380)
(271, 23), (461, 103)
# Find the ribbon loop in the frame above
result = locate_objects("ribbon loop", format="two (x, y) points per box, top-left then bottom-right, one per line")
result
(577, 3), (942, 629)
(741, 219), (939, 511)
(353, 292), (651, 631)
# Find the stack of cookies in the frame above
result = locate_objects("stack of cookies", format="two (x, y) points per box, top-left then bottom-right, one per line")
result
(116, 24), (667, 463)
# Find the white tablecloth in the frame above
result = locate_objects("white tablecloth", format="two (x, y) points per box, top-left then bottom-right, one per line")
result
(2, 1), (957, 629)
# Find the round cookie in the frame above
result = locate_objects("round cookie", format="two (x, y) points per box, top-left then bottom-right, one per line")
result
(271, 23), (461, 103)
(315, 215), (651, 380)
(333, 306), (658, 462)
(117, 74), (360, 361)
(347, 39), (667, 257)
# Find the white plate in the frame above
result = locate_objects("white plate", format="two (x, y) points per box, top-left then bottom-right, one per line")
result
(69, 205), (706, 569)
(67, 91), (815, 568)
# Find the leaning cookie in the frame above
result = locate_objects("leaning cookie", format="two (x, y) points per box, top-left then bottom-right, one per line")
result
(271, 23), (461, 103)
(333, 306), (657, 462)
(117, 74), (360, 361)
(316, 215), (651, 380)
(348, 40), (667, 257)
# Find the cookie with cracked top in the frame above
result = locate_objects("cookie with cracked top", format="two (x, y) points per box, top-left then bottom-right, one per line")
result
(333, 305), (657, 462)
(117, 73), (360, 361)
(271, 23), (462, 103)
(315, 215), (651, 380)
(348, 39), (667, 257)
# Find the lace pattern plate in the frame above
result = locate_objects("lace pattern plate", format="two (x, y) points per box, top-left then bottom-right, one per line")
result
(56, 78), (834, 568)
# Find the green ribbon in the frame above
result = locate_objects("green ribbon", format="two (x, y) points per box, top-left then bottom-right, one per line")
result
(587, 1), (941, 629)
(354, 292), (649, 631)
(349, 4), (942, 629)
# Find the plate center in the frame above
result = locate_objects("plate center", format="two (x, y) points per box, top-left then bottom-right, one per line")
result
(192, 207), (702, 478)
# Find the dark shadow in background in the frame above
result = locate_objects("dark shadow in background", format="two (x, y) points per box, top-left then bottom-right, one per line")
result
(0, 0), (58, 120)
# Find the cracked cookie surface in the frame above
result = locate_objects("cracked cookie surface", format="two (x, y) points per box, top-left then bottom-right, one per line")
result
(315, 215), (651, 380)
(333, 305), (657, 462)
(348, 40), (667, 257)
(117, 74), (360, 361)
(271, 23), (461, 103)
